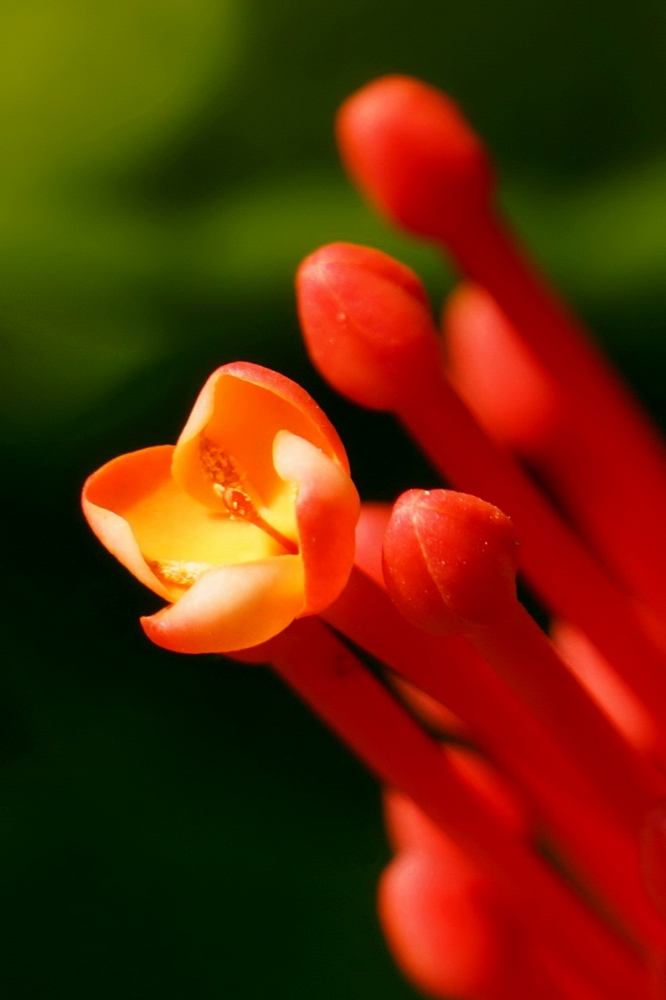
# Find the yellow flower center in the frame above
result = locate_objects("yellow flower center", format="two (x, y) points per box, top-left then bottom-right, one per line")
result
(198, 435), (298, 555)
(129, 432), (300, 597)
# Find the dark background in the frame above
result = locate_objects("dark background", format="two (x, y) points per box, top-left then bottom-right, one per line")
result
(3, 1), (666, 996)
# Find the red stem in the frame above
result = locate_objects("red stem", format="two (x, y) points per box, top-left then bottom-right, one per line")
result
(445, 210), (666, 620)
(468, 603), (661, 833)
(324, 567), (666, 952)
(266, 616), (648, 998)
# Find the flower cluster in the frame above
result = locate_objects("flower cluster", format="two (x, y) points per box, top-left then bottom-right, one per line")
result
(83, 75), (666, 999)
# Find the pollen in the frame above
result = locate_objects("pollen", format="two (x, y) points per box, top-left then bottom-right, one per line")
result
(199, 436), (246, 493)
(149, 559), (215, 589)
(198, 434), (298, 553)
(199, 437), (264, 520)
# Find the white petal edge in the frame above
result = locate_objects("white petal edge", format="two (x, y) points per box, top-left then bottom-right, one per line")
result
(142, 555), (305, 653)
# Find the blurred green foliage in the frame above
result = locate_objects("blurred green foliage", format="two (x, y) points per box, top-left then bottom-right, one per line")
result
(2, 1), (666, 996)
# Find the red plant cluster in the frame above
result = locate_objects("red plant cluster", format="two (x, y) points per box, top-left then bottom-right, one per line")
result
(83, 76), (666, 999)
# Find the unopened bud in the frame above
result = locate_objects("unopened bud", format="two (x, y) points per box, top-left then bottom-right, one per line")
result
(297, 242), (441, 411)
(337, 75), (493, 243)
(383, 489), (519, 634)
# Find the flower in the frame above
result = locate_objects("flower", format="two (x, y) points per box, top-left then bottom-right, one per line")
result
(82, 361), (359, 653)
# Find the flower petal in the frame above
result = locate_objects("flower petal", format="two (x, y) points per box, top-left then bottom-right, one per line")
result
(273, 430), (360, 614)
(140, 555), (305, 653)
(81, 446), (176, 601)
(172, 363), (351, 514)
(179, 362), (350, 469)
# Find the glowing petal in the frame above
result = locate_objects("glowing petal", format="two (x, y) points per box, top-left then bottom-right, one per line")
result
(82, 446), (176, 601)
(141, 555), (305, 653)
(273, 430), (360, 614)
(172, 363), (348, 513)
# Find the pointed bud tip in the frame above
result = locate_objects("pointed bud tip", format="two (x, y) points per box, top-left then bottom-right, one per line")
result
(382, 489), (519, 634)
(297, 242), (440, 411)
(337, 75), (494, 242)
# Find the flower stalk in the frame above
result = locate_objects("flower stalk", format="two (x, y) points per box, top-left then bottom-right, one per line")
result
(252, 617), (647, 998)
(325, 564), (666, 953)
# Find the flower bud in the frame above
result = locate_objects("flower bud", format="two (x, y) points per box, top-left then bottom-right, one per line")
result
(296, 242), (441, 411)
(337, 75), (494, 242)
(382, 489), (519, 634)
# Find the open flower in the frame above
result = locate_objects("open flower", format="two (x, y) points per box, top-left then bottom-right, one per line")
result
(82, 361), (360, 653)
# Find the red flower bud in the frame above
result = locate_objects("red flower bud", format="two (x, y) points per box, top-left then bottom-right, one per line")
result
(337, 74), (493, 242)
(382, 489), (519, 634)
(296, 242), (441, 411)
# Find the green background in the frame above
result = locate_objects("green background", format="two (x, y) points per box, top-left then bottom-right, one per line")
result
(3, 1), (666, 996)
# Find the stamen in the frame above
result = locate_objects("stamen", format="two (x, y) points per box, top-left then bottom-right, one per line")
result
(200, 436), (299, 555)
(212, 484), (256, 516)
(149, 559), (214, 588)
(199, 436), (247, 493)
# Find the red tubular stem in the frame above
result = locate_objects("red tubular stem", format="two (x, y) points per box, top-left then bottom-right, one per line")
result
(324, 567), (666, 952)
(443, 283), (666, 632)
(506, 944), (604, 1000)
(468, 602), (659, 833)
(267, 616), (648, 998)
(447, 210), (666, 618)
(449, 210), (656, 430)
(537, 947), (612, 1000)
(395, 365), (666, 764)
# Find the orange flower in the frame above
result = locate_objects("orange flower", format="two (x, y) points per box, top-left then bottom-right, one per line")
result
(82, 362), (360, 653)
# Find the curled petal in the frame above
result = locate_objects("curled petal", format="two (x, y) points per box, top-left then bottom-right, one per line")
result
(179, 363), (349, 467)
(220, 363), (351, 471)
(141, 556), (305, 654)
(273, 430), (360, 614)
(81, 446), (175, 601)
(172, 362), (351, 513)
